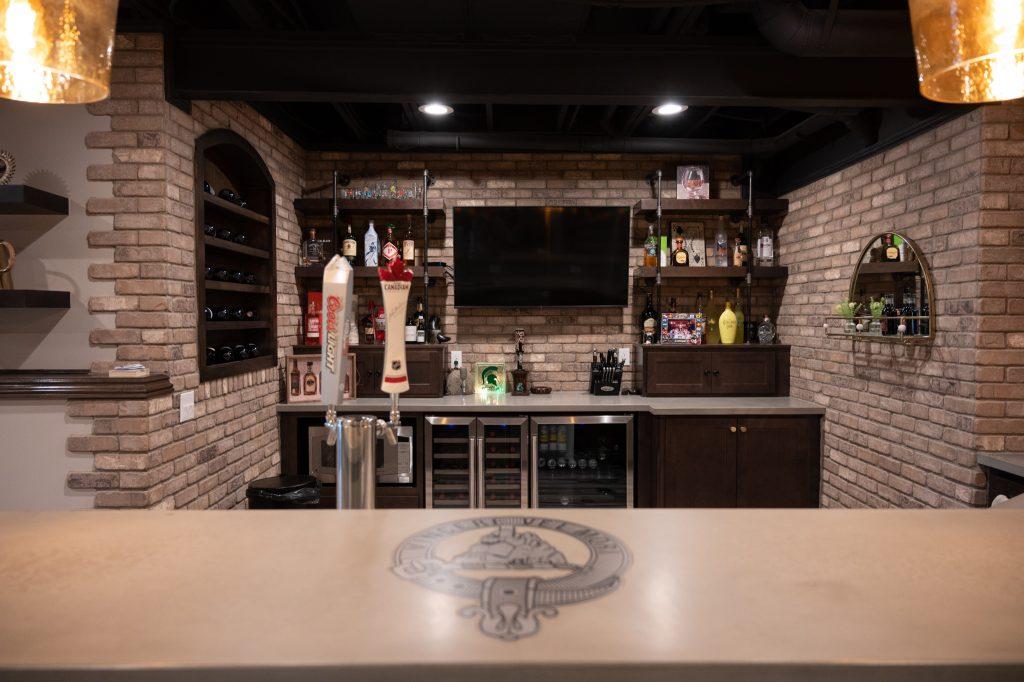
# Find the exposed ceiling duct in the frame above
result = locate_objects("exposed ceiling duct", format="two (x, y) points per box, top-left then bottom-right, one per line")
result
(753, 0), (913, 58)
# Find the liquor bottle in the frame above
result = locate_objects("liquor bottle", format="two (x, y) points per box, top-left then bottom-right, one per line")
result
(734, 287), (745, 343)
(301, 228), (323, 266)
(695, 292), (706, 343)
(671, 227), (688, 266)
(919, 289), (930, 336)
(342, 224), (357, 263)
(714, 226), (728, 267)
(639, 293), (659, 345)
(382, 224), (399, 265)
(414, 297), (426, 343)
(757, 315), (776, 344)
(719, 301), (737, 344)
(668, 296), (677, 314)
(705, 289), (720, 344)
(643, 226), (658, 267)
(882, 293), (898, 335)
(362, 303), (376, 345)
(901, 286), (918, 335)
(756, 224), (774, 266)
(732, 236), (748, 267)
(303, 361), (317, 395)
(363, 221), (379, 267)
(374, 300), (386, 343)
(289, 360), (300, 396)
(402, 217), (416, 266)
(882, 234), (900, 262)
(897, 235), (907, 262)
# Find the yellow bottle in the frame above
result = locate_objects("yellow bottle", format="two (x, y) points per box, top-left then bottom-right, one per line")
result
(719, 301), (738, 345)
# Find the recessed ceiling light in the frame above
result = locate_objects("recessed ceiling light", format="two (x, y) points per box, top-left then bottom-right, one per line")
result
(652, 103), (687, 116)
(418, 103), (454, 116)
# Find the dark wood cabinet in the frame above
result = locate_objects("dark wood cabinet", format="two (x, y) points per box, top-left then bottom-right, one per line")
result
(352, 345), (444, 398)
(654, 415), (820, 508)
(642, 346), (789, 397)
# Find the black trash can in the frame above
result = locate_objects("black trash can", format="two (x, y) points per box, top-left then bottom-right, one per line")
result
(246, 475), (321, 509)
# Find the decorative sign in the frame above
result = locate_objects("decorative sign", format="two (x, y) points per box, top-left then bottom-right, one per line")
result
(393, 516), (630, 641)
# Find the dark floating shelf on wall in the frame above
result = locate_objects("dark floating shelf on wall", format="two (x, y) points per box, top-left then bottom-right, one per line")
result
(203, 235), (271, 259)
(295, 264), (446, 280)
(294, 197), (445, 220)
(205, 280), (270, 294)
(0, 185), (69, 216)
(856, 261), (921, 275)
(203, 194), (270, 224)
(635, 266), (788, 280)
(0, 289), (71, 309)
(202, 355), (276, 380)
(632, 198), (788, 219)
(0, 370), (173, 400)
(206, 320), (270, 331)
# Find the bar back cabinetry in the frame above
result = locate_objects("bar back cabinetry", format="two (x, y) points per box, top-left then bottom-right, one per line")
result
(642, 346), (789, 397)
(353, 345), (444, 398)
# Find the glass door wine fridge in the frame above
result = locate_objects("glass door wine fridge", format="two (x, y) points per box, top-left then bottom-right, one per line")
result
(425, 416), (528, 509)
(530, 416), (634, 508)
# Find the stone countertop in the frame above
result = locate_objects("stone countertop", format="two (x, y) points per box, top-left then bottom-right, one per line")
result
(0, 509), (1022, 681)
(978, 452), (1024, 479)
(277, 392), (826, 416)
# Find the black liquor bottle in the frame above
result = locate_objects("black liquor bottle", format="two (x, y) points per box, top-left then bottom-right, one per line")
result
(882, 293), (899, 335)
(413, 297), (426, 343)
(289, 360), (300, 396)
(640, 294), (659, 345)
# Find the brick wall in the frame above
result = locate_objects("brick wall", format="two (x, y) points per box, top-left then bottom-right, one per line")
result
(67, 34), (306, 508)
(305, 154), (783, 390)
(778, 105), (1024, 508)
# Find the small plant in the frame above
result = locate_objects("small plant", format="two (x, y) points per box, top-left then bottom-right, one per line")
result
(869, 298), (884, 319)
(836, 301), (861, 319)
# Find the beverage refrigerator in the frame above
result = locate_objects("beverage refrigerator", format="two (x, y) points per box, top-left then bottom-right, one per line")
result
(425, 416), (529, 508)
(530, 416), (633, 508)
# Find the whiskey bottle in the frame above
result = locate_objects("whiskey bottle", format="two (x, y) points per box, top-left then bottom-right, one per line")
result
(643, 225), (658, 267)
(756, 224), (774, 267)
(289, 360), (300, 396)
(732, 236), (748, 267)
(882, 234), (900, 262)
(671, 227), (688, 266)
(362, 304), (375, 345)
(301, 228), (323, 266)
(364, 221), (379, 267)
(382, 224), (399, 265)
(640, 294), (659, 345)
(414, 296), (426, 343)
(402, 217), (416, 266)
(302, 361), (318, 395)
(342, 224), (357, 263)
(882, 293), (898, 335)
(714, 226), (728, 267)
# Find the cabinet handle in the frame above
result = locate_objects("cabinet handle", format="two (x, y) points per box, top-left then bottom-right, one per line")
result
(703, 369), (711, 376)
(468, 436), (476, 508)
(712, 369), (720, 376)
(729, 426), (737, 433)
(739, 426), (747, 433)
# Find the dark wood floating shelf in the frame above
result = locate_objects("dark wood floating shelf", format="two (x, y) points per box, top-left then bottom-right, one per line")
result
(203, 235), (270, 259)
(0, 185), (69, 216)
(293, 197), (445, 220)
(635, 266), (788, 280)
(205, 280), (270, 294)
(292, 344), (320, 355)
(295, 264), (447, 280)
(203, 194), (270, 224)
(203, 354), (276, 381)
(0, 289), (71, 309)
(632, 198), (789, 219)
(857, 261), (921, 275)
(206, 320), (270, 330)
(0, 370), (173, 400)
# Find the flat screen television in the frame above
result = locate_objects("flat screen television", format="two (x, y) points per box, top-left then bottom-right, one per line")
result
(453, 206), (630, 308)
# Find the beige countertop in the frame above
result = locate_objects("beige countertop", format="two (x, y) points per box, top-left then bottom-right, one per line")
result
(278, 392), (826, 415)
(978, 452), (1024, 479)
(1, 509), (1022, 680)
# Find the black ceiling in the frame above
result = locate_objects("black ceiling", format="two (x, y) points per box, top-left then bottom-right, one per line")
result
(117, 0), (968, 194)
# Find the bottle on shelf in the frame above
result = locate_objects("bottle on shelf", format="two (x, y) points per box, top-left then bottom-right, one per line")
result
(364, 220), (379, 267)
(302, 361), (318, 395)
(882, 234), (900, 262)
(300, 228), (323, 266)
(901, 286), (918, 336)
(671, 227), (688, 266)
(882, 293), (898, 335)
(918, 276), (930, 336)
(714, 226), (728, 267)
(757, 314), (776, 344)
(342, 223), (357, 263)
(414, 296), (426, 343)
(374, 300), (386, 343)
(756, 224), (774, 267)
(382, 223), (399, 265)
(733, 235), (748, 267)
(897, 235), (907, 262)
(734, 286), (745, 343)
(640, 293), (659, 345)
(705, 289), (721, 344)
(402, 217), (416, 266)
(695, 291), (707, 343)
(289, 360), (300, 396)
(362, 303), (376, 345)
(643, 225), (658, 267)
(719, 300), (738, 344)
(667, 296), (677, 314)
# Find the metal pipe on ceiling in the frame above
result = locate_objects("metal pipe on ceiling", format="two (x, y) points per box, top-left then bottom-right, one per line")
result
(753, 0), (912, 58)
(386, 130), (755, 154)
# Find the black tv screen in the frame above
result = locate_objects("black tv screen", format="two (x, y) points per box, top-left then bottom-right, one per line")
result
(453, 206), (629, 308)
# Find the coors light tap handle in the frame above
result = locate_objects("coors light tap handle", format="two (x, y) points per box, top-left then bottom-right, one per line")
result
(321, 255), (354, 445)
(379, 258), (414, 398)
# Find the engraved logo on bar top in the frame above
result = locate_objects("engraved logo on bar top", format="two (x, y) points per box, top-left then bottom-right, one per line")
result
(393, 516), (629, 641)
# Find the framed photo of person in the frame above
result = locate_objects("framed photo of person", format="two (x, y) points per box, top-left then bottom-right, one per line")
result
(671, 222), (706, 267)
(676, 164), (710, 200)
(286, 355), (322, 403)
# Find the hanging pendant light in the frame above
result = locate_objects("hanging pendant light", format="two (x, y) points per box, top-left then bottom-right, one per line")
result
(908, 0), (1024, 103)
(0, 0), (119, 104)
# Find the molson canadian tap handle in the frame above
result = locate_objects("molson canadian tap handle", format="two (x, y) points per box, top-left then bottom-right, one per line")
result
(321, 255), (354, 445)
(378, 258), (414, 395)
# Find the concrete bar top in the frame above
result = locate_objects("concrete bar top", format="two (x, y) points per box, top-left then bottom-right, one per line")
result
(978, 452), (1024, 479)
(277, 392), (826, 415)
(0, 509), (1021, 680)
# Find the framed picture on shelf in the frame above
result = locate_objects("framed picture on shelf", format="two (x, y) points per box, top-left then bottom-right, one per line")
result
(473, 362), (507, 394)
(676, 164), (710, 200)
(286, 355), (322, 403)
(671, 222), (705, 267)
(661, 313), (704, 344)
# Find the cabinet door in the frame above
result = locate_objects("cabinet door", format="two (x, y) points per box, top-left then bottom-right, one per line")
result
(406, 347), (444, 397)
(658, 416), (736, 507)
(355, 348), (384, 398)
(477, 417), (529, 509)
(736, 417), (820, 508)
(711, 350), (775, 395)
(644, 349), (713, 396)
(425, 416), (476, 508)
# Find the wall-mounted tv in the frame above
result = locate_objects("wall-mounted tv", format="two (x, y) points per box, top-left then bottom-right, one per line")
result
(453, 206), (630, 308)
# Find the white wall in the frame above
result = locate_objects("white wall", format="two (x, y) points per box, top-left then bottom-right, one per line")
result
(0, 101), (116, 509)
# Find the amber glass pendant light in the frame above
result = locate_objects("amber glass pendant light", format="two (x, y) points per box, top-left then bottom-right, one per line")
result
(0, 0), (118, 104)
(909, 0), (1024, 103)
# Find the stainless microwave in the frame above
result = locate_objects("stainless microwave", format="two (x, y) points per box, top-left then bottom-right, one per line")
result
(308, 422), (414, 485)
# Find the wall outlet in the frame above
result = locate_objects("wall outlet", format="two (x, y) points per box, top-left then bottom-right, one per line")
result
(179, 390), (195, 422)
(618, 347), (631, 366)
(450, 350), (463, 368)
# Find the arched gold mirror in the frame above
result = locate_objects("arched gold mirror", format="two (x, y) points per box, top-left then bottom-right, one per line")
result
(827, 232), (935, 344)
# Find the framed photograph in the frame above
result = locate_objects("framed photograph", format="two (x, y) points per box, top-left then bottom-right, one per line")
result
(676, 164), (710, 200)
(661, 313), (704, 344)
(286, 354), (322, 403)
(671, 221), (705, 267)
(344, 352), (356, 399)
(473, 361), (507, 394)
